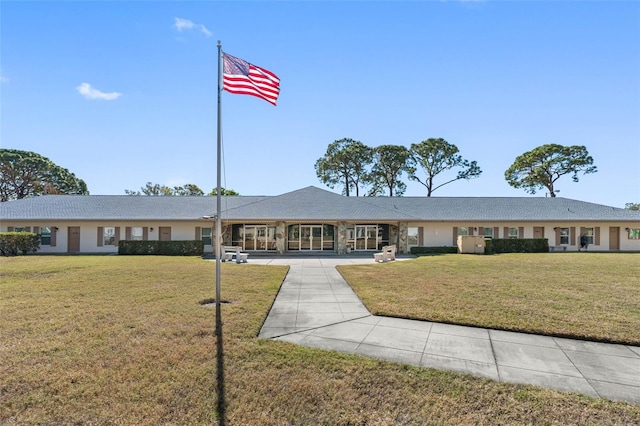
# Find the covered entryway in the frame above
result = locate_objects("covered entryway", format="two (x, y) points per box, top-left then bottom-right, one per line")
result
(67, 227), (80, 253)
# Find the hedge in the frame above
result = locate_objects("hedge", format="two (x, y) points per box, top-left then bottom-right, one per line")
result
(118, 240), (204, 256)
(0, 232), (41, 256)
(486, 238), (549, 254)
(410, 239), (549, 256)
(410, 246), (458, 255)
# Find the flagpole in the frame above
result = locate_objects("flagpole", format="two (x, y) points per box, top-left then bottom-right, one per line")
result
(216, 41), (222, 309)
(215, 40), (226, 425)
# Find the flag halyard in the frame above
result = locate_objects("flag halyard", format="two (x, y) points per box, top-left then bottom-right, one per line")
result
(222, 52), (280, 105)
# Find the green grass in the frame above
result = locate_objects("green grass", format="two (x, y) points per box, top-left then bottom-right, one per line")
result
(1, 255), (639, 425)
(339, 253), (640, 345)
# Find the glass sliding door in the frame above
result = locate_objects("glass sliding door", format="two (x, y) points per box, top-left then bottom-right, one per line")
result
(300, 225), (322, 250)
(287, 224), (334, 251)
(244, 226), (256, 250)
(232, 225), (277, 251)
(352, 225), (388, 251)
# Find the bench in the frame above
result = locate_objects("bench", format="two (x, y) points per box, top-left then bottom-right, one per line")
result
(374, 245), (397, 262)
(221, 246), (249, 263)
(550, 246), (568, 252)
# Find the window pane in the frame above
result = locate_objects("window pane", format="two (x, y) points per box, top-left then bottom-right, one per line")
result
(266, 226), (277, 250)
(131, 227), (143, 241)
(483, 227), (493, 238)
(40, 227), (51, 245)
(508, 227), (518, 239)
(628, 229), (640, 240)
(584, 227), (594, 245)
(287, 225), (299, 250)
(104, 227), (116, 246)
(458, 226), (468, 236)
(202, 227), (212, 245)
(560, 228), (569, 245)
(407, 227), (419, 246)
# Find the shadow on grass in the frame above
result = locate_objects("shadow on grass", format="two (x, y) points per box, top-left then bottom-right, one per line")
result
(216, 302), (226, 426)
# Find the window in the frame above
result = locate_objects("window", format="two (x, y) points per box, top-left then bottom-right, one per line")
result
(407, 227), (419, 246)
(458, 226), (469, 236)
(131, 227), (143, 241)
(508, 227), (519, 239)
(560, 228), (570, 245)
(14, 227), (25, 232)
(482, 227), (493, 238)
(232, 224), (277, 250)
(583, 227), (594, 245)
(103, 227), (116, 246)
(201, 227), (212, 246)
(628, 228), (640, 240)
(40, 227), (51, 245)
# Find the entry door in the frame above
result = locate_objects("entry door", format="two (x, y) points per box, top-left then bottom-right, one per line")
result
(68, 227), (80, 253)
(355, 225), (378, 250)
(244, 226), (256, 250)
(300, 226), (322, 250)
(533, 227), (544, 239)
(159, 227), (171, 241)
(609, 227), (620, 251)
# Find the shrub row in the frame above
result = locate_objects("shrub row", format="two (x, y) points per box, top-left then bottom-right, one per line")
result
(488, 238), (549, 254)
(118, 240), (204, 256)
(410, 239), (549, 256)
(0, 232), (41, 256)
(410, 246), (458, 255)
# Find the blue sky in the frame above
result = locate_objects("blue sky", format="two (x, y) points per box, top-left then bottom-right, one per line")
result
(1, 0), (639, 208)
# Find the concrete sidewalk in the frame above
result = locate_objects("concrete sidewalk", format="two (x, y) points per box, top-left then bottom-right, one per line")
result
(252, 257), (640, 403)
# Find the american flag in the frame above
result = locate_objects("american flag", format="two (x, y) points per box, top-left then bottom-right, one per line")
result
(222, 53), (280, 106)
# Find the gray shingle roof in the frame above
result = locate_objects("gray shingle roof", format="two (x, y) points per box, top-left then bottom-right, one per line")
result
(2, 186), (639, 222)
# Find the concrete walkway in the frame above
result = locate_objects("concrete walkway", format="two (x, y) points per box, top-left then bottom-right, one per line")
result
(251, 256), (640, 403)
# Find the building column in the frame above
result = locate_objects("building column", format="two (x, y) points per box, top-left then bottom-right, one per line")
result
(397, 222), (408, 254)
(276, 222), (286, 254)
(337, 222), (348, 254)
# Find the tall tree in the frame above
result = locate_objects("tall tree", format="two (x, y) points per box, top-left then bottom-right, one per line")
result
(504, 144), (597, 197)
(409, 138), (482, 197)
(368, 144), (414, 196)
(314, 138), (373, 196)
(208, 187), (239, 196)
(125, 183), (238, 196)
(173, 184), (205, 196)
(625, 202), (639, 211)
(126, 182), (205, 196)
(125, 182), (171, 196)
(0, 149), (89, 202)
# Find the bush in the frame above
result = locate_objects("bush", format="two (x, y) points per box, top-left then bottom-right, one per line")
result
(0, 232), (41, 256)
(118, 240), (204, 256)
(410, 246), (458, 255)
(489, 238), (549, 254)
(484, 238), (493, 255)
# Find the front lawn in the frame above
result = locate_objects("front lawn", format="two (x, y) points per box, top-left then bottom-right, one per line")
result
(1, 256), (638, 425)
(338, 253), (640, 345)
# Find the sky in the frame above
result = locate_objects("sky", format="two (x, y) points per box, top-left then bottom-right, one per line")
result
(1, 0), (639, 208)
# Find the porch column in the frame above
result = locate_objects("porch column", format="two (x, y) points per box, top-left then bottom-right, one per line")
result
(397, 222), (408, 254)
(337, 222), (348, 255)
(276, 222), (286, 254)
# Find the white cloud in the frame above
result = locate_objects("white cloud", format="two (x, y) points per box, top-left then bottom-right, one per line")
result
(173, 17), (212, 37)
(76, 83), (122, 100)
